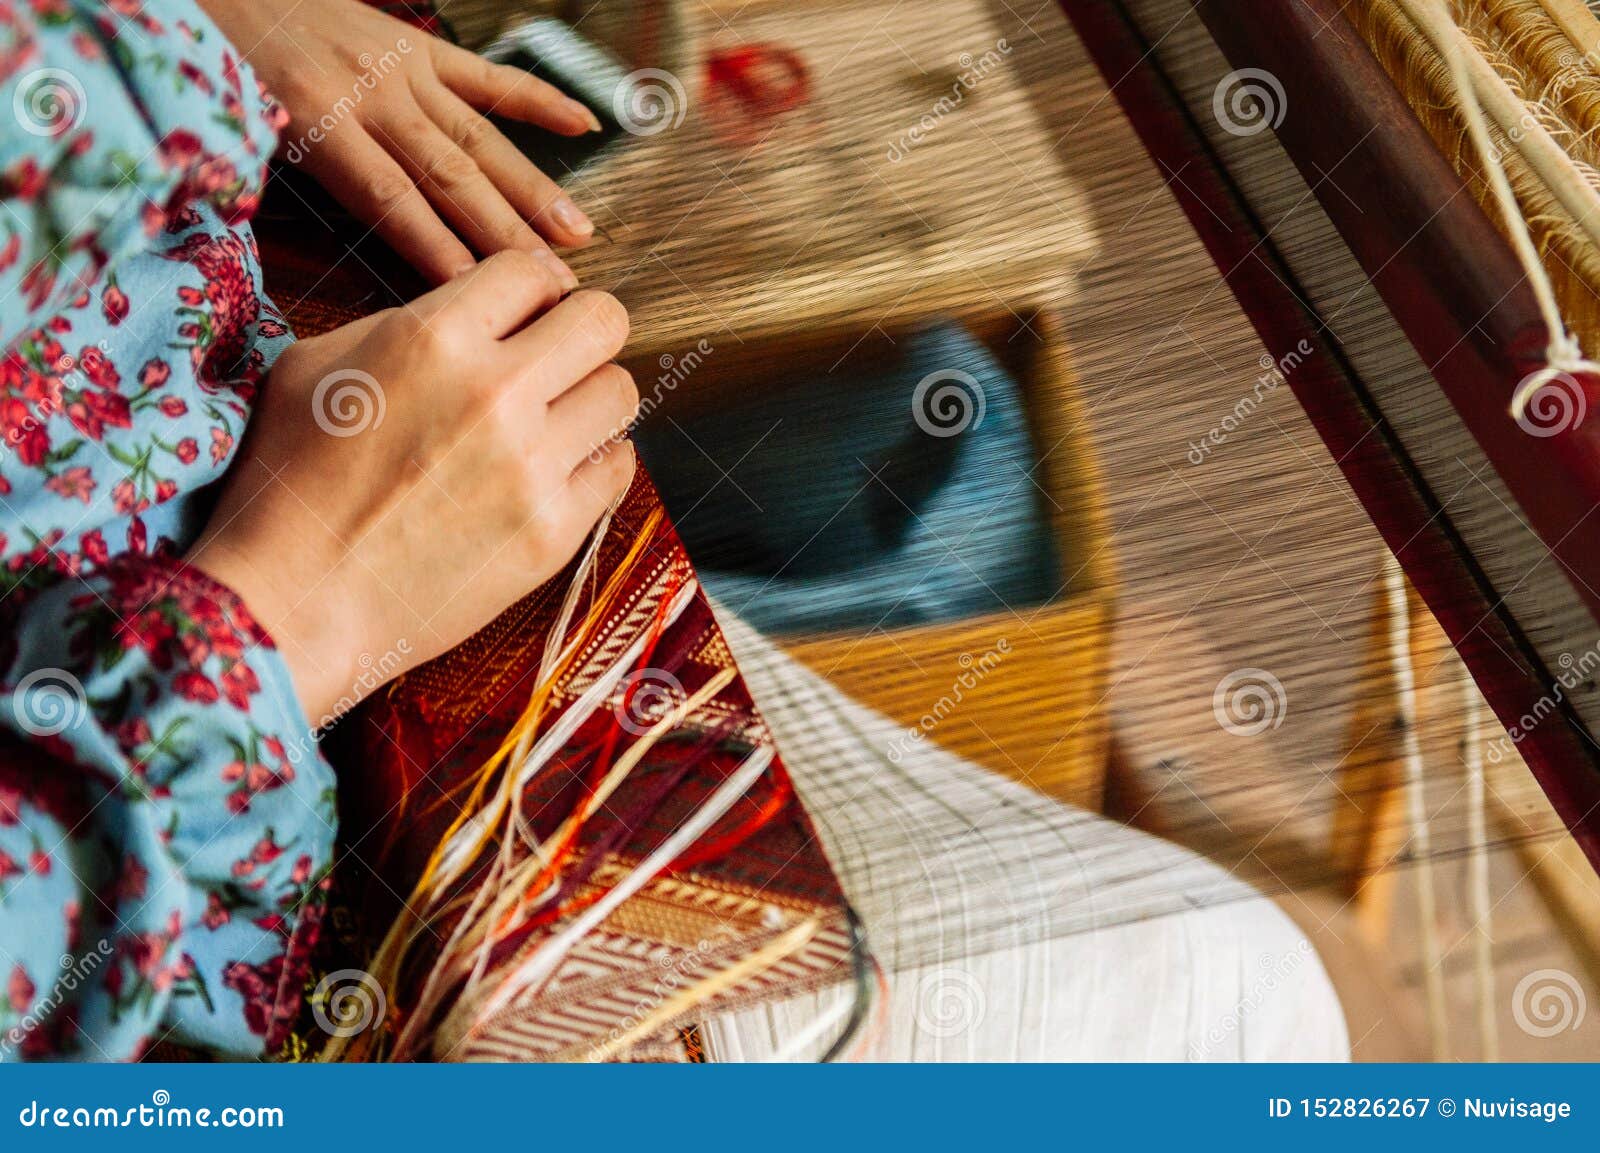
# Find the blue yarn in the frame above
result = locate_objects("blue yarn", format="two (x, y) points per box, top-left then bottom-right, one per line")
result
(635, 324), (1062, 635)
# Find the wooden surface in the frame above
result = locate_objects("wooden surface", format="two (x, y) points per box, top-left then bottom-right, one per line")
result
(1059, 0), (1600, 878)
(784, 308), (1115, 809)
(993, 0), (1599, 1058)
(526, 0), (1096, 357)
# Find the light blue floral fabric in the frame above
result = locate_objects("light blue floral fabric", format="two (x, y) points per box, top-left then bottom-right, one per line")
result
(0, 0), (334, 1061)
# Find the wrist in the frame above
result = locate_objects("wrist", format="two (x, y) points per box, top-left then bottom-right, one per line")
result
(194, 0), (245, 32)
(187, 534), (365, 725)
(194, 0), (275, 63)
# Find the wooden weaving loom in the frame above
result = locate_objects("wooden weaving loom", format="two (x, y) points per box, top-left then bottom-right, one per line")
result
(1060, 0), (1600, 887)
(253, 0), (1600, 1060)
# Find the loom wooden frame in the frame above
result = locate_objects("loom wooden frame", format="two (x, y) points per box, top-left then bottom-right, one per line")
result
(1058, 0), (1600, 873)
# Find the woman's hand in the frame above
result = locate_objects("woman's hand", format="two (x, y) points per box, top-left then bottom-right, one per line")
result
(200, 0), (601, 283)
(188, 252), (639, 722)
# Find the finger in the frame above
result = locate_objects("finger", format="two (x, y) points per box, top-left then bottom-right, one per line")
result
(430, 39), (600, 136)
(565, 440), (638, 531)
(505, 290), (630, 398)
(415, 86), (595, 247)
(419, 249), (573, 338)
(547, 363), (640, 468)
(300, 131), (473, 285)
(370, 101), (552, 263)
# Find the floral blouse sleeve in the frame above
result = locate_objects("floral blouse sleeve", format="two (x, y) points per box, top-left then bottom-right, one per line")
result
(0, 0), (336, 1061)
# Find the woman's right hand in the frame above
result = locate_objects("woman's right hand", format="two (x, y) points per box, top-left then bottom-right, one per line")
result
(189, 250), (639, 723)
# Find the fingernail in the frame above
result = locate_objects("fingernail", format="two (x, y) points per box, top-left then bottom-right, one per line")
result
(568, 99), (603, 133)
(551, 196), (594, 239)
(452, 260), (476, 278)
(535, 247), (578, 290)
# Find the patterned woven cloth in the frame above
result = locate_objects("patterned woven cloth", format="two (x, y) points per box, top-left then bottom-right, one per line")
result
(254, 205), (860, 1063)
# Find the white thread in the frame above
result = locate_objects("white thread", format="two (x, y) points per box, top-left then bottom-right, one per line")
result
(458, 742), (776, 1036)
(1384, 555), (1450, 1060)
(407, 574), (702, 1054)
(1396, 0), (1600, 422)
(431, 576), (699, 886)
(1461, 671), (1499, 1060)
(759, 981), (858, 1062)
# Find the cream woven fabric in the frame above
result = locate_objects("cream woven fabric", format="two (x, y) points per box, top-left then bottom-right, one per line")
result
(703, 610), (1350, 1062)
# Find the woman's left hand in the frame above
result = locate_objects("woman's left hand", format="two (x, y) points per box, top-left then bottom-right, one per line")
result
(200, 0), (602, 283)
